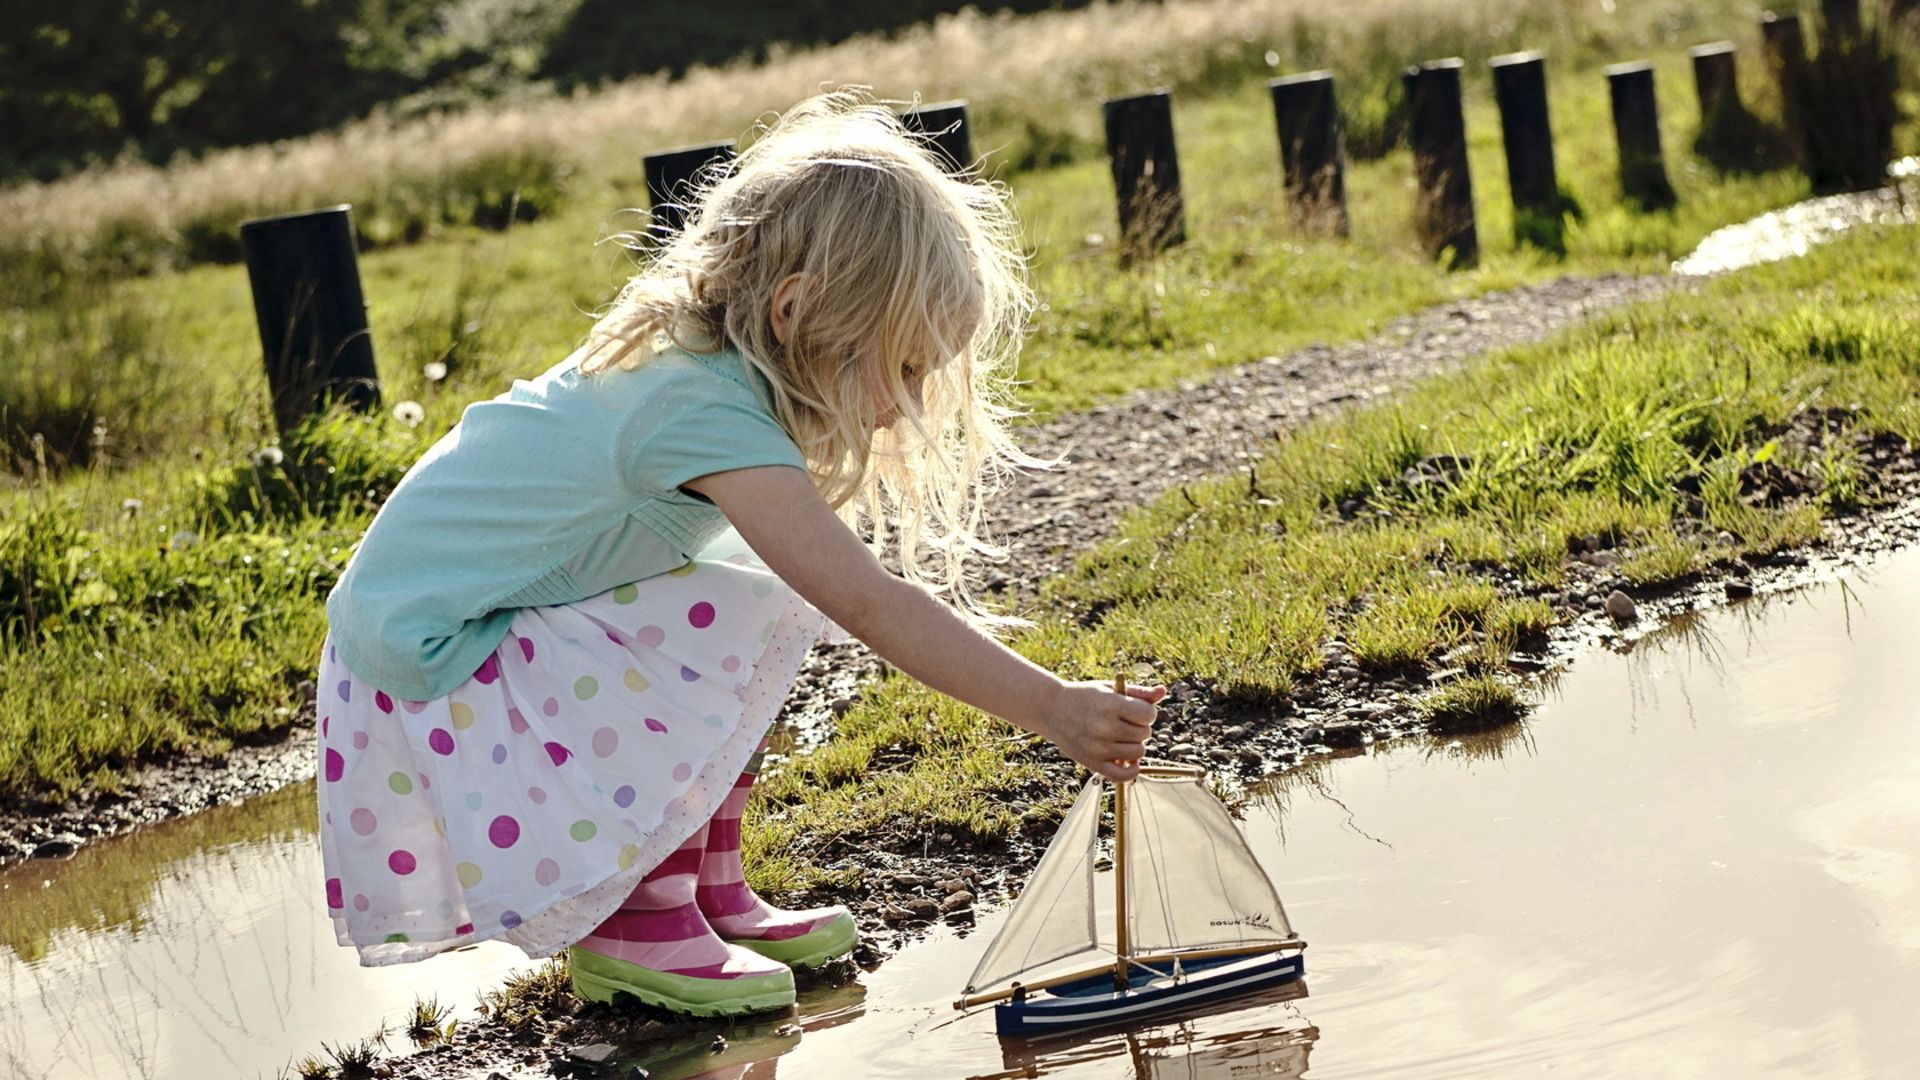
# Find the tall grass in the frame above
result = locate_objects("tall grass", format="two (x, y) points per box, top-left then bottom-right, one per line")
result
(0, 0), (1768, 279)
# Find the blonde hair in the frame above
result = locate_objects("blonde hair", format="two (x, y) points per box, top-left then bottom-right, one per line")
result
(583, 88), (1039, 622)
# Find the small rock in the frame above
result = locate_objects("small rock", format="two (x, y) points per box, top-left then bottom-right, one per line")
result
(936, 878), (967, 894)
(904, 896), (940, 918)
(936, 832), (954, 845)
(880, 905), (915, 924)
(710, 1034), (728, 1053)
(568, 1044), (618, 1067)
(940, 891), (975, 914)
(1724, 580), (1755, 600)
(32, 834), (82, 859)
(1166, 741), (1199, 759)
(1604, 591), (1638, 621)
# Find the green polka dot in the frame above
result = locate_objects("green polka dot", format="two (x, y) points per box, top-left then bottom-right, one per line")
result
(618, 843), (639, 869)
(751, 579), (774, 598)
(667, 562), (697, 577)
(449, 702), (476, 730)
(385, 932), (409, 943)
(612, 583), (638, 604)
(574, 675), (599, 701)
(703, 713), (725, 728)
(457, 862), (483, 889)
(570, 819), (598, 842)
(388, 771), (413, 795)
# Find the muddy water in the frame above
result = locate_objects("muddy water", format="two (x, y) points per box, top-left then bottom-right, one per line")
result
(629, 543), (1920, 1079)
(0, 781), (533, 1079)
(1672, 156), (1916, 275)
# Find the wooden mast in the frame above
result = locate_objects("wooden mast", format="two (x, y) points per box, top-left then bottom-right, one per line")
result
(1112, 675), (1131, 991)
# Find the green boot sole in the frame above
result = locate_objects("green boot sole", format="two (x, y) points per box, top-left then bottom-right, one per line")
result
(566, 945), (794, 1017)
(727, 912), (858, 970)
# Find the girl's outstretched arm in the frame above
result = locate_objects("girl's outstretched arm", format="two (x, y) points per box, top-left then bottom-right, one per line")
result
(684, 465), (1165, 781)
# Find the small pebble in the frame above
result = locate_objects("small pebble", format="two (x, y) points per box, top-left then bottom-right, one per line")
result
(1603, 591), (1638, 621)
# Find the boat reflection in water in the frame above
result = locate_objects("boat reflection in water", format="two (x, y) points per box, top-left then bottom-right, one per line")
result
(989, 980), (1317, 1080)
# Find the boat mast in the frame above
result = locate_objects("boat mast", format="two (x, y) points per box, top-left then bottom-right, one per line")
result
(1112, 675), (1132, 990)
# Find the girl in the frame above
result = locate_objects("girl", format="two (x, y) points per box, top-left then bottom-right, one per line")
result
(315, 90), (1165, 1018)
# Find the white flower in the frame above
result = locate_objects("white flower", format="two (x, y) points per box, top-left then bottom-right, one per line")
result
(422, 361), (449, 383)
(392, 400), (425, 427)
(170, 529), (201, 550)
(251, 446), (285, 468)
(121, 498), (143, 516)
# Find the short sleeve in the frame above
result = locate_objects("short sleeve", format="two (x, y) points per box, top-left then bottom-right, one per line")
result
(628, 398), (808, 495)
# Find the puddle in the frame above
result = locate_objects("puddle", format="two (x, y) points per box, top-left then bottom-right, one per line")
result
(0, 782), (532, 1079)
(8, 544), (1920, 1080)
(622, 542), (1920, 1078)
(1672, 157), (1917, 275)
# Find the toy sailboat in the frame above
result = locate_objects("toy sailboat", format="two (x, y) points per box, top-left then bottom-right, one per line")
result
(954, 736), (1307, 1037)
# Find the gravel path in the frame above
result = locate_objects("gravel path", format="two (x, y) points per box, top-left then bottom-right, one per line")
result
(0, 272), (1679, 868)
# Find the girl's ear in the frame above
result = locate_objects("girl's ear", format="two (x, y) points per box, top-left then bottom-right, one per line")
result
(770, 273), (807, 345)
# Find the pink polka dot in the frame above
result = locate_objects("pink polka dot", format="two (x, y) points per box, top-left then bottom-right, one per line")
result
(402, 699), (429, 714)
(726, 553), (752, 565)
(418, 773), (431, 791)
(636, 625), (666, 648)
(488, 815), (520, 848)
(324, 748), (344, 782)
(325, 878), (343, 909)
(592, 727), (619, 757)
(352, 730), (369, 750)
(473, 655), (501, 684)
(507, 708), (529, 734)
(545, 741), (571, 766)
(351, 808), (378, 835)
(541, 697), (560, 717)
(688, 602), (716, 629)
(429, 729), (455, 755)
(455, 922), (475, 935)
(721, 655), (741, 673)
(672, 762), (693, 783)
(534, 858), (561, 887)
(374, 691), (394, 714)
(354, 893), (370, 912)
(321, 715), (330, 738)
(388, 849), (417, 875)
(644, 717), (668, 734)
(519, 637), (536, 663)
(606, 629), (624, 646)
(528, 786), (548, 805)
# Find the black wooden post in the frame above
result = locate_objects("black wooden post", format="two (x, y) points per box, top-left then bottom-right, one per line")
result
(643, 141), (737, 239)
(901, 100), (974, 176)
(1760, 11), (1809, 166)
(1690, 41), (1742, 128)
(1605, 61), (1678, 210)
(240, 206), (379, 438)
(1268, 71), (1349, 236)
(1402, 59), (1478, 269)
(1102, 90), (1185, 259)
(1821, 0), (1860, 44)
(1488, 51), (1563, 251)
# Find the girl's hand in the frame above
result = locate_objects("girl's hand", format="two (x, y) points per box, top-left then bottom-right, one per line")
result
(1031, 681), (1168, 782)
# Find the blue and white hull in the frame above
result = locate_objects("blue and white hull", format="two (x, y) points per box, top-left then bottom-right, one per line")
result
(994, 950), (1306, 1038)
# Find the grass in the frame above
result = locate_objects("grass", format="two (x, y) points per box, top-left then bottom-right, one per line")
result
(739, 223), (1920, 895)
(0, 2), (1913, 811)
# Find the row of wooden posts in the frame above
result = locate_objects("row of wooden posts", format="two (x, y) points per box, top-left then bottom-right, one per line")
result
(240, 4), (1877, 436)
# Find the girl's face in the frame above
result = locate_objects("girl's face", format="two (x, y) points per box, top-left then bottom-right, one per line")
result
(872, 355), (932, 432)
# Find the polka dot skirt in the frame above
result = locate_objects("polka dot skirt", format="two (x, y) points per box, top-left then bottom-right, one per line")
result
(315, 529), (837, 967)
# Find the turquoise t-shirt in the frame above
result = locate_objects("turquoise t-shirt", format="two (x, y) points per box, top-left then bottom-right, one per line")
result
(326, 345), (807, 701)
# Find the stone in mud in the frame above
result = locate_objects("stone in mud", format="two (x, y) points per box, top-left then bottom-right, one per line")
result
(940, 891), (975, 915)
(1604, 591), (1638, 621)
(32, 833), (83, 859)
(936, 878), (967, 894)
(567, 1044), (617, 1067)
(904, 897), (940, 919)
(1725, 580), (1756, 600)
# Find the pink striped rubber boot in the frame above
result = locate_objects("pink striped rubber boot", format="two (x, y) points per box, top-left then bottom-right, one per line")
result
(568, 823), (794, 1016)
(697, 747), (857, 968)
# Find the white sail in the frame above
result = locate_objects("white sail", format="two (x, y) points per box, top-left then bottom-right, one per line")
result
(1124, 771), (1295, 953)
(963, 778), (1107, 995)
